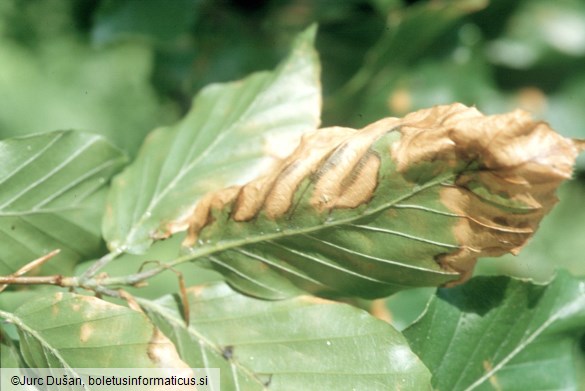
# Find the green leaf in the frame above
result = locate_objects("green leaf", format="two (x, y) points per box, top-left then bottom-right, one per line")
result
(404, 271), (585, 391)
(0, 131), (126, 275)
(545, 76), (585, 170)
(0, 292), (189, 369)
(364, 0), (486, 74)
(328, 0), (487, 125)
(180, 104), (581, 299)
(384, 287), (435, 331)
(0, 291), (53, 314)
(385, 53), (507, 117)
(369, 0), (403, 15)
(103, 26), (321, 254)
(0, 325), (24, 368)
(486, 0), (585, 70)
(93, 0), (200, 45)
(0, 32), (173, 157)
(140, 282), (431, 391)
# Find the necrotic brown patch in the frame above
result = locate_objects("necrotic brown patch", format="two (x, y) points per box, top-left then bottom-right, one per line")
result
(335, 151), (381, 209)
(310, 119), (397, 211)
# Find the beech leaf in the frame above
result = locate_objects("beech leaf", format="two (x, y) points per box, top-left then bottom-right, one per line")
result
(103, 26), (321, 254)
(0, 131), (126, 275)
(181, 103), (583, 299)
(403, 271), (585, 390)
(0, 292), (193, 373)
(140, 282), (431, 390)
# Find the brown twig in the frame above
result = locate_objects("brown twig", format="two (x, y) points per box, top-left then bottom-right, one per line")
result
(0, 275), (72, 287)
(0, 247), (200, 300)
(0, 249), (61, 293)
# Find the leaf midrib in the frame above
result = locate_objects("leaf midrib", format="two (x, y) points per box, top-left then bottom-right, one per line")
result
(137, 298), (267, 390)
(179, 172), (459, 278)
(122, 73), (276, 249)
(464, 289), (585, 391)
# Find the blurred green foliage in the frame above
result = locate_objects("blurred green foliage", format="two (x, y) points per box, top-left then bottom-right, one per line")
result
(0, 0), (177, 156)
(3, 0), (585, 153)
(0, 0), (583, 322)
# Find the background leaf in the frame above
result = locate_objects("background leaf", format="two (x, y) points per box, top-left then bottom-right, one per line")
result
(0, 326), (24, 368)
(0, 0), (176, 157)
(103, 25), (321, 254)
(93, 0), (200, 45)
(326, 0), (487, 125)
(0, 292), (188, 369)
(383, 287), (436, 331)
(0, 131), (126, 275)
(404, 271), (585, 391)
(140, 282), (432, 391)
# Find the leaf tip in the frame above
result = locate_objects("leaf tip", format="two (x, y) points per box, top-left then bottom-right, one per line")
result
(403, 104), (580, 283)
(573, 138), (585, 153)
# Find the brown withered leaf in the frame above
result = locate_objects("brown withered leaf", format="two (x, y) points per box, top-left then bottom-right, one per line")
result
(181, 103), (583, 299)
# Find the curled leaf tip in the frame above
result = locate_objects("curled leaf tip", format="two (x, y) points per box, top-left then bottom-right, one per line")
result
(394, 104), (579, 281)
(574, 138), (585, 153)
(182, 103), (580, 296)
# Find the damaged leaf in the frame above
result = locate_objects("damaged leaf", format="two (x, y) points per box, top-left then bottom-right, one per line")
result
(0, 292), (192, 371)
(103, 25), (321, 254)
(182, 103), (582, 299)
(139, 282), (431, 390)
